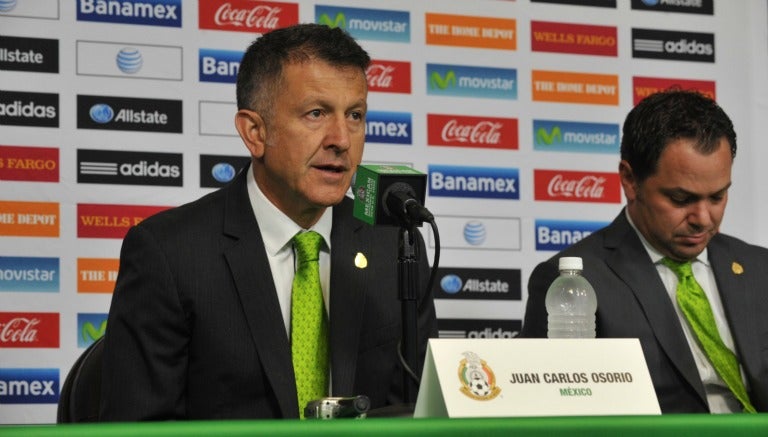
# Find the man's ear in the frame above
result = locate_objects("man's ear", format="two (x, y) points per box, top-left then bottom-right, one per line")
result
(619, 160), (638, 202)
(234, 109), (267, 159)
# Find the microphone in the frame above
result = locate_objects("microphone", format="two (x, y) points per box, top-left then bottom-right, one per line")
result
(304, 395), (371, 419)
(352, 164), (432, 227)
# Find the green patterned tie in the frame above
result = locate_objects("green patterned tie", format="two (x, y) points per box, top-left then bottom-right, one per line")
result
(291, 231), (329, 419)
(661, 258), (755, 413)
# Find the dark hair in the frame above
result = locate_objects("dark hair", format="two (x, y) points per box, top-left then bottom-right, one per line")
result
(236, 23), (371, 117)
(620, 89), (737, 182)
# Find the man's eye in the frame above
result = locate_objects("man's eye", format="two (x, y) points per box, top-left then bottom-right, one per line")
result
(308, 109), (322, 118)
(349, 111), (364, 121)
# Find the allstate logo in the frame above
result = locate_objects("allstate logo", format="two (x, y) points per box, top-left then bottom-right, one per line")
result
(440, 274), (462, 294)
(89, 104), (115, 124)
(463, 221), (486, 246)
(116, 47), (143, 74)
(0, 0), (17, 13)
(211, 163), (236, 183)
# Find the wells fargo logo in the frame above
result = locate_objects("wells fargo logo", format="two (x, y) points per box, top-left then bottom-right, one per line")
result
(633, 76), (716, 105)
(531, 20), (617, 57)
(77, 203), (170, 239)
(426, 13), (516, 50)
(458, 351), (501, 401)
(0, 145), (59, 182)
(77, 258), (119, 293)
(0, 201), (58, 237)
(532, 70), (619, 105)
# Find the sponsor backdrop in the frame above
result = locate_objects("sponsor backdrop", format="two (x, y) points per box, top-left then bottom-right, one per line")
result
(1, 0), (767, 424)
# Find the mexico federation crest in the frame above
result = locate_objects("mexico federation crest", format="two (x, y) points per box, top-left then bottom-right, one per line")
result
(458, 351), (501, 401)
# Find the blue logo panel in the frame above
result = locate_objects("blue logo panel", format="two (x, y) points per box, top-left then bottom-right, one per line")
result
(316, 5), (410, 43)
(77, 0), (182, 27)
(427, 64), (517, 100)
(0, 368), (59, 404)
(199, 49), (242, 84)
(77, 313), (108, 348)
(365, 111), (412, 145)
(535, 219), (608, 251)
(429, 165), (519, 199)
(0, 256), (59, 292)
(533, 120), (620, 154)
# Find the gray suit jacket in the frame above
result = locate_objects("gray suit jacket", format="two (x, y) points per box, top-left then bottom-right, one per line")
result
(99, 167), (437, 420)
(521, 211), (768, 413)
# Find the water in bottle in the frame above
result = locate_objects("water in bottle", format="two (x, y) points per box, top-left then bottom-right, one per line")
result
(545, 256), (597, 338)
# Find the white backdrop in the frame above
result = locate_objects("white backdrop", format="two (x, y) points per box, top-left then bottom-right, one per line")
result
(1, 0), (766, 424)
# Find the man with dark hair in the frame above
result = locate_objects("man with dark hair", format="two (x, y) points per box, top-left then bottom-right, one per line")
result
(521, 89), (768, 413)
(99, 23), (437, 421)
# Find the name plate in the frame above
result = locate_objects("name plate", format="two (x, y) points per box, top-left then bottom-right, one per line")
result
(414, 338), (660, 418)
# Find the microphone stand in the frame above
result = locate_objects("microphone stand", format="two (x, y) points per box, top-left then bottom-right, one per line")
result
(397, 224), (420, 405)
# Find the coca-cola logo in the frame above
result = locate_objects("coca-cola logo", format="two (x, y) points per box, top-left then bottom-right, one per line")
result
(214, 4), (281, 28)
(427, 114), (518, 150)
(0, 312), (59, 348)
(547, 174), (606, 198)
(0, 317), (40, 343)
(365, 59), (411, 94)
(367, 64), (395, 89)
(441, 119), (502, 144)
(534, 170), (621, 204)
(198, 1), (299, 34)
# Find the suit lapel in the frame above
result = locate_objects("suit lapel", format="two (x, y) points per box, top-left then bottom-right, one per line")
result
(328, 198), (368, 396)
(603, 212), (707, 403)
(222, 169), (298, 418)
(708, 237), (759, 378)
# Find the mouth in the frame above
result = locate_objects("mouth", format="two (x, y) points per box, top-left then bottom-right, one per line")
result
(312, 162), (348, 175)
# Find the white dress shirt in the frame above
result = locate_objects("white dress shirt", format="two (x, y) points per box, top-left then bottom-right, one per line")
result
(246, 169), (332, 337)
(626, 210), (746, 413)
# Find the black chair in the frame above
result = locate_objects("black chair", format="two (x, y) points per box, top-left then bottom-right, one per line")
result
(57, 336), (104, 423)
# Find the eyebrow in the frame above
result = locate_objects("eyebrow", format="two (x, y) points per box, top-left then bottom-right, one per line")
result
(661, 182), (732, 199)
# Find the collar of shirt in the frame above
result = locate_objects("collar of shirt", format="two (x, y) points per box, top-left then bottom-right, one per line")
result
(245, 168), (333, 335)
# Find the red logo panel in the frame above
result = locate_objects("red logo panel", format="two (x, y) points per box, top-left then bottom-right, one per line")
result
(366, 60), (411, 94)
(199, 0), (299, 33)
(77, 204), (171, 239)
(534, 170), (621, 203)
(0, 312), (59, 348)
(427, 114), (518, 150)
(0, 145), (59, 182)
(633, 76), (716, 105)
(531, 21), (617, 57)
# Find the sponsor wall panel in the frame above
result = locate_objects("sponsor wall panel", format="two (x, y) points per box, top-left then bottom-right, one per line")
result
(0, 0), (765, 424)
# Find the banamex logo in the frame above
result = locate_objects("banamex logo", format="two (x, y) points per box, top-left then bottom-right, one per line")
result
(212, 162), (236, 183)
(464, 221), (486, 246)
(89, 104), (114, 124)
(0, 0), (16, 12)
(116, 47), (143, 74)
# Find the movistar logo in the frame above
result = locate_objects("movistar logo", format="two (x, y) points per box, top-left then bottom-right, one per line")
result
(81, 320), (107, 343)
(317, 12), (346, 29)
(430, 71), (457, 89)
(536, 126), (562, 145)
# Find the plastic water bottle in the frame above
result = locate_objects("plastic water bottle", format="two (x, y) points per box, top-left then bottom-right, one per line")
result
(545, 257), (597, 338)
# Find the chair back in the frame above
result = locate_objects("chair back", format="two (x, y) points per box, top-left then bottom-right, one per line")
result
(56, 336), (104, 423)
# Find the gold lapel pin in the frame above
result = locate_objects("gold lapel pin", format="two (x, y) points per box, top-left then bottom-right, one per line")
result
(354, 252), (368, 269)
(732, 262), (744, 275)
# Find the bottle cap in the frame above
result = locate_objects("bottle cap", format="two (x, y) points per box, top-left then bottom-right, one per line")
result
(558, 256), (583, 271)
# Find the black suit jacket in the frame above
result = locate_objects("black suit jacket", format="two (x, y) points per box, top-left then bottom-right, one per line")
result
(521, 211), (768, 413)
(99, 168), (437, 420)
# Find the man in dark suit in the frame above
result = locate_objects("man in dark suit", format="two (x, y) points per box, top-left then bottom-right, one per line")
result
(521, 90), (768, 413)
(99, 24), (437, 421)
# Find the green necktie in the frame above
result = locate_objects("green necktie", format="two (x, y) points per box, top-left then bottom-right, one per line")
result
(661, 257), (756, 413)
(291, 231), (329, 419)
